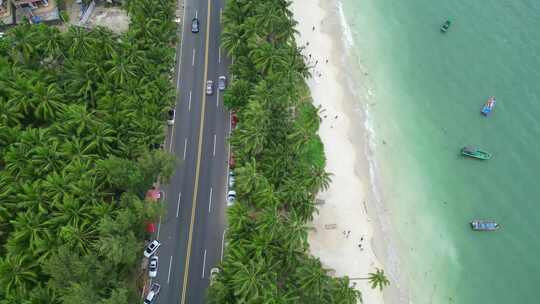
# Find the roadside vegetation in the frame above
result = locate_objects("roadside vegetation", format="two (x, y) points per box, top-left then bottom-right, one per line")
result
(207, 0), (361, 303)
(0, 0), (177, 302)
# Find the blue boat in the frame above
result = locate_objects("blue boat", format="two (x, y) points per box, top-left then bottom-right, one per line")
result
(470, 220), (500, 231)
(481, 96), (496, 116)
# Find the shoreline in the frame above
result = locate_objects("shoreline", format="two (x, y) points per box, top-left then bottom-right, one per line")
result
(291, 0), (403, 303)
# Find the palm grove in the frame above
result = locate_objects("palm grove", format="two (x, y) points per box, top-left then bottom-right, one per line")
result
(207, 0), (362, 303)
(0, 0), (177, 302)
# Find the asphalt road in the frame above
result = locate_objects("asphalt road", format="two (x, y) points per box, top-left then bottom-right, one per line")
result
(149, 0), (230, 303)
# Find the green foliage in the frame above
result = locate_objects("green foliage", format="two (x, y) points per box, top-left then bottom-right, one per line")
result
(209, 0), (361, 303)
(0, 0), (178, 302)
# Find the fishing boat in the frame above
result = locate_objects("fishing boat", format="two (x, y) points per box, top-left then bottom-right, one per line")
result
(440, 19), (451, 33)
(470, 220), (500, 231)
(461, 146), (492, 160)
(481, 96), (496, 116)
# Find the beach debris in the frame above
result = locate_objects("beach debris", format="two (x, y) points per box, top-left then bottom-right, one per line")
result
(324, 224), (337, 230)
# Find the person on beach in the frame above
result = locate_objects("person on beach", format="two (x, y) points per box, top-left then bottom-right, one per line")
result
(312, 25), (315, 31)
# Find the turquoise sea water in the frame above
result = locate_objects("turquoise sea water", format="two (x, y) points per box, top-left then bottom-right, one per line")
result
(339, 0), (540, 303)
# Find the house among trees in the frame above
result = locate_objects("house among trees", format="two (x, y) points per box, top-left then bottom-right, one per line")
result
(2, 0), (59, 25)
(0, 0), (15, 25)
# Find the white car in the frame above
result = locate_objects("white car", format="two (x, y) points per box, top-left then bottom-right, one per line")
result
(143, 240), (161, 258)
(218, 76), (227, 91)
(148, 256), (158, 278)
(167, 109), (175, 125)
(144, 283), (161, 304)
(210, 267), (219, 285)
(227, 190), (236, 206)
(228, 171), (235, 189)
(206, 80), (214, 95)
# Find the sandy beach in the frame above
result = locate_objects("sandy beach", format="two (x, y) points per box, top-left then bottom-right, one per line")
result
(291, 0), (386, 303)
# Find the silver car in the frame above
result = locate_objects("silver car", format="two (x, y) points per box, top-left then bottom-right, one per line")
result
(218, 76), (227, 91)
(144, 283), (161, 304)
(206, 80), (214, 95)
(148, 256), (158, 278)
(228, 171), (235, 189)
(227, 190), (236, 207)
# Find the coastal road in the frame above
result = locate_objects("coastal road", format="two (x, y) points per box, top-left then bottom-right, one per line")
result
(151, 0), (230, 303)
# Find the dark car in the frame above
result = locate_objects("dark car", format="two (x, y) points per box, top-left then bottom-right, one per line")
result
(191, 18), (200, 33)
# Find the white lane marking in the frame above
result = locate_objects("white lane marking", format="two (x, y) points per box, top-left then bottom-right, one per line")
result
(176, 0), (187, 89)
(169, 122), (175, 152)
(216, 89), (220, 107)
(183, 138), (188, 160)
(221, 229), (226, 261)
(195, 10), (198, 19)
(212, 134), (216, 157)
(157, 215), (162, 239)
(176, 192), (182, 218)
(201, 249), (207, 278)
(218, 47), (221, 63)
(188, 90), (192, 112)
(219, 8), (222, 22)
(167, 256), (173, 284)
(192, 48), (196, 66)
(208, 187), (213, 213)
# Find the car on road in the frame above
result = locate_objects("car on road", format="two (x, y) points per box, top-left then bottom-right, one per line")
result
(148, 256), (158, 278)
(227, 190), (236, 206)
(210, 267), (220, 285)
(167, 108), (175, 125)
(144, 283), (161, 304)
(143, 240), (161, 258)
(191, 18), (200, 33)
(218, 76), (227, 91)
(206, 80), (214, 95)
(228, 171), (235, 188)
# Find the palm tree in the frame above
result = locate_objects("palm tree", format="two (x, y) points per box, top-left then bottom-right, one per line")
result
(353, 268), (390, 291)
(229, 258), (275, 301)
(65, 26), (97, 57)
(29, 82), (65, 121)
(9, 24), (37, 62)
(0, 254), (40, 297)
(249, 42), (287, 75)
(36, 26), (65, 60)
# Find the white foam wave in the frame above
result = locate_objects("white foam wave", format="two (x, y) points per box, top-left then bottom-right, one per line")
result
(337, 1), (355, 48)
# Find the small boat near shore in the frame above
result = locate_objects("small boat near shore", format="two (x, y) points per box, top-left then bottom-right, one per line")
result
(461, 146), (492, 160)
(481, 96), (496, 116)
(440, 20), (451, 33)
(471, 220), (500, 231)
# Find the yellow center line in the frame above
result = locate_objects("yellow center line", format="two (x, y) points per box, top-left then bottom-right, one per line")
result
(180, 0), (212, 303)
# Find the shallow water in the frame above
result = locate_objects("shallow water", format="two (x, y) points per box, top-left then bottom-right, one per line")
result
(339, 0), (540, 303)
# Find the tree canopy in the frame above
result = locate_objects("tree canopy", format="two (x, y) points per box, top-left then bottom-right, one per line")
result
(208, 0), (361, 303)
(0, 0), (177, 302)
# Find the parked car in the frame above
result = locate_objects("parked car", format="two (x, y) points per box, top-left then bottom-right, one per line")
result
(143, 240), (161, 258)
(227, 190), (236, 206)
(191, 18), (200, 33)
(167, 109), (175, 125)
(231, 112), (238, 129)
(206, 80), (214, 95)
(148, 256), (158, 278)
(218, 76), (227, 91)
(144, 283), (161, 304)
(229, 153), (235, 169)
(228, 171), (235, 189)
(210, 267), (220, 285)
